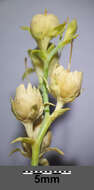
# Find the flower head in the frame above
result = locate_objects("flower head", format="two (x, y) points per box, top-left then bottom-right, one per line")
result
(50, 64), (83, 104)
(30, 11), (59, 49)
(11, 83), (43, 123)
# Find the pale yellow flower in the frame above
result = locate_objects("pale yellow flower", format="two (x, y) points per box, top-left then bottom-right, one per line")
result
(30, 12), (59, 49)
(11, 83), (43, 122)
(50, 64), (83, 104)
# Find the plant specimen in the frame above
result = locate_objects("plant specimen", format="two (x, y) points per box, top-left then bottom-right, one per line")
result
(10, 10), (83, 166)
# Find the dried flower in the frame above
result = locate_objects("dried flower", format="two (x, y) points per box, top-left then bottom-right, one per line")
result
(30, 11), (59, 49)
(50, 64), (83, 104)
(11, 83), (43, 123)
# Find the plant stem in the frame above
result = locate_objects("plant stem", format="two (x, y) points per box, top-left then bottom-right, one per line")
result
(31, 116), (51, 166)
(47, 40), (64, 63)
(31, 59), (50, 166)
(31, 38), (72, 166)
(42, 61), (50, 115)
(31, 142), (40, 166)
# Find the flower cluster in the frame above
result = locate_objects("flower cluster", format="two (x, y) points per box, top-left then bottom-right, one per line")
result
(10, 10), (83, 166)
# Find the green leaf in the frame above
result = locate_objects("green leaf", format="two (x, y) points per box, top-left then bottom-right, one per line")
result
(64, 19), (77, 41)
(10, 137), (35, 145)
(49, 22), (66, 38)
(28, 49), (44, 73)
(57, 34), (78, 51)
(50, 108), (70, 123)
(28, 49), (47, 64)
(44, 102), (55, 107)
(31, 49), (47, 62)
(62, 34), (79, 46)
(9, 148), (29, 158)
(22, 67), (35, 80)
(47, 147), (64, 155)
(20, 26), (32, 35)
(47, 34), (78, 63)
(47, 44), (55, 53)
(28, 49), (32, 57)
(39, 147), (64, 158)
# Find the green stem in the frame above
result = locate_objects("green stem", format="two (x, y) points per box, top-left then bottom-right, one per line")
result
(37, 115), (51, 144)
(31, 142), (40, 166)
(31, 60), (50, 166)
(42, 61), (50, 115)
(31, 115), (51, 166)
(47, 40), (64, 63)
(47, 37), (76, 64)
(31, 105), (69, 166)
(31, 38), (73, 166)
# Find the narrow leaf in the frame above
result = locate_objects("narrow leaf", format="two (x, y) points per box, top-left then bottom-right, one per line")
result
(47, 44), (55, 53)
(46, 147), (64, 155)
(49, 22), (66, 38)
(39, 147), (64, 158)
(10, 137), (34, 145)
(20, 26), (31, 34)
(48, 34), (78, 63)
(28, 49), (32, 57)
(62, 34), (79, 46)
(44, 102), (55, 107)
(9, 148), (30, 158)
(50, 108), (70, 123)
(31, 49), (47, 62)
(22, 68), (35, 80)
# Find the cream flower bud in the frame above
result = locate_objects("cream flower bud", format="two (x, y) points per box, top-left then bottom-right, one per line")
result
(30, 12), (59, 49)
(64, 19), (77, 41)
(11, 83), (43, 122)
(50, 64), (83, 104)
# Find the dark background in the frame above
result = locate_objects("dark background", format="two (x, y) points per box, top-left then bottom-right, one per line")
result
(0, 0), (94, 165)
